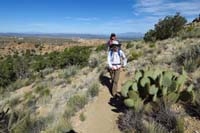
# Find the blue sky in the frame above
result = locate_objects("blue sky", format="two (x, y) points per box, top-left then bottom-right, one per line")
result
(0, 0), (199, 34)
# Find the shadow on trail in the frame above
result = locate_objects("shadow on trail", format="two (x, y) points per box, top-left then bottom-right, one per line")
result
(109, 95), (128, 113)
(99, 72), (127, 113)
(99, 73), (113, 96)
(67, 130), (77, 133)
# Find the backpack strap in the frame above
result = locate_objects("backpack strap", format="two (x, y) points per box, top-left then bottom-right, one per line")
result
(110, 49), (121, 57)
(118, 50), (121, 57)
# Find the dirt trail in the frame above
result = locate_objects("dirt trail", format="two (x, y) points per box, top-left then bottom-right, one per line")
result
(72, 70), (127, 133)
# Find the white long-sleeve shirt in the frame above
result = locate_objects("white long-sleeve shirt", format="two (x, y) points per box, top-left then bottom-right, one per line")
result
(107, 50), (127, 70)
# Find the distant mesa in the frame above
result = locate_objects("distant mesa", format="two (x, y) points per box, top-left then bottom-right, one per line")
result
(0, 32), (143, 40)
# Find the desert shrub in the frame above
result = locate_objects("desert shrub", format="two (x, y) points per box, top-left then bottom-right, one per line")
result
(145, 121), (168, 133)
(0, 108), (33, 133)
(0, 46), (92, 89)
(144, 29), (156, 42)
(179, 26), (200, 39)
(96, 44), (106, 51)
(89, 57), (99, 68)
(45, 118), (72, 133)
(36, 88), (51, 105)
(79, 113), (86, 121)
(41, 68), (54, 76)
(118, 109), (145, 133)
(45, 51), (60, 68)
(58, 66), (79, 79)
(0, 87), (4, 94)
(64, 95), (88, 120)
(31, 55), (47, 72)
(11, 114), (32, 133)
(60, 46), (92, 67)
(12, 55), (30, 79)
(144, 13), (187, 42)
(24, 92), (34, 101)
(128, 51), (143, 62)
(30, 116), (49, 133)
(185, 89), (200, 119)
(87, 83), (99, 97)
(64, 106), (76, 119)
(39, 88), (50, 97)
(176, 44), (200, 72)
(149, 43), (156, 48)
(34, 85), (51, 98)
(54, 79), (66, 86)
(35, 85), (46, 94)
(7, 78), (32, 91)
(8, 95), (20, 108)
(0, 56), (17, 88)
(151, 102), (184, 133)
(126, 42), (135, 49)
(67, 95), (88, 112)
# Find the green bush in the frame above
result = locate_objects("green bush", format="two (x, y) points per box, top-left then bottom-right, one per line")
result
(126, 42), (135, 49)
(0, 108), (32, 133)
(79, 113), (86, 121)
(59, 66), (79, 79)
(128, 51), (143, 62)
(89, 57), (99, 68)
(118, 109), (145, 132)
(64, 106), (76, 119)
(176, 44), (200, 72)
(45, 118), (72, 133)
(150, 102), (184, 132)
(67, 95), (88, 112)
(185, 90), (200, 119)
(60, 46), (92, 67)
(149, 43), (156, 48)
(96, 44), (106, 51)
(7, 79), (32, 91)
(144, 13), (187, 42)
(35, 85), (46, 94)
(8, 96), (20, 108)
(0, 56), (17, 88)
(179, 26), (200, 39)
(144, 29), (156, 42)
(0, 46), (92, 89)
(87, 83), (99, 97)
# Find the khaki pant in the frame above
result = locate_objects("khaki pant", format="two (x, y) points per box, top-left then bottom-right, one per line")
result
(110, 69), (120, 96)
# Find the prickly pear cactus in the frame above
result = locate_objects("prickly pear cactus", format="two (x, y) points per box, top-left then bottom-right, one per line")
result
(121, 68), (194, 110)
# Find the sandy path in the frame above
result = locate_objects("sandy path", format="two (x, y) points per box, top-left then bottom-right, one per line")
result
(72, 70), (127, 133)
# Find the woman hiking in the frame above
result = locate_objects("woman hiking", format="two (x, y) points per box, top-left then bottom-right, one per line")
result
(107, 40), (127, 96)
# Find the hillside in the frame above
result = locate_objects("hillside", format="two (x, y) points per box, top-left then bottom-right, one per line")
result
(0, 28), (200, 132)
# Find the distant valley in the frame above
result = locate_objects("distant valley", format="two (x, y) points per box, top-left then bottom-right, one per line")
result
(0, 32), (144, 40)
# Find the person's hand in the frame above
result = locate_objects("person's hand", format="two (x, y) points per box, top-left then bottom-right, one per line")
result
(112, 66), (115, 70)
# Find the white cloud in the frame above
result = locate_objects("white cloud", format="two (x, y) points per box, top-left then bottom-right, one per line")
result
(133, 0), (200, 17)
(131, 0), (200, 32)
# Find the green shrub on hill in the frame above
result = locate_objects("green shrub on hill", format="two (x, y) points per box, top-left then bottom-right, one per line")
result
(144, 13), (187, 42)
(144, 29), (156, 42)
(0, 46), (92, 90)
(96, 44), (106, 51)
(176, 44), (200, 72)
(179, 26), (200, 39)
(128, 50), (143, 62)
